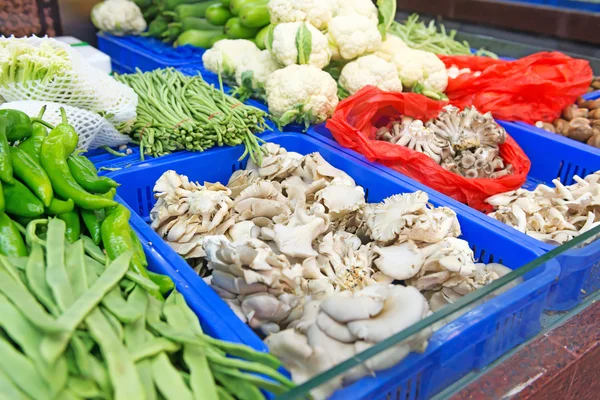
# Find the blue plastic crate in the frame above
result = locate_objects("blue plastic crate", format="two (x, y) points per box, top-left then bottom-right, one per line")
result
(133, 221), (268, 350)
(107, 131), (559, 399)
(308, 118), (600, 311)
(97, 33), (205, 73)
(556, 0), (600, 12)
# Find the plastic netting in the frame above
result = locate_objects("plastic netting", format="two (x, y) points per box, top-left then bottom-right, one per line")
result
(0, 36), (138, 126)
(0, 101), (131, 150)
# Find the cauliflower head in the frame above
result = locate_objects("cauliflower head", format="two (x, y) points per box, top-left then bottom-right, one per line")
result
(91, 0), (146, 36)
(333, 0), (378, 23)
(391, 47), (448, 94)
(374, 33), (408, 62)
(234, 50), (281, 101)
(270, 22), (331, 69)
(268, 0), (334, 30)
(327, 15), (382, 61)
(202, 39), (260, 81)
(339, 55), (402, 95)
(266, 64), (339, 128)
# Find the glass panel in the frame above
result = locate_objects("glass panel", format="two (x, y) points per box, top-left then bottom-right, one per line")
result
(276, 226), (600, 400)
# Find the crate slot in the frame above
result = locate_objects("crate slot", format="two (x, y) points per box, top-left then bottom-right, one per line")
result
(136, 188), (144, 216)
(145, 185), (154, 215)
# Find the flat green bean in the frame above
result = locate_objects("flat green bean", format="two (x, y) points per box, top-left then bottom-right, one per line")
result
(131, 338), (180, 361)
(88, 354), (112, 394)
(82, 236), (106, 263)
(102, 306), (124, 341)
(66, 377), (106, 399)
(102, 287), (143, 323)
(41, 251), (132, 364)
(7, 256), (27, 271)
(0, 268), (63, 333)
(86, 307), (144, 400)
(25, 244), (60, 316)
(65, 241), (88, 298)
(0, 369), (29, 400)
(0, 336), (51, 400)
(212, 364), (289, 396)
(213, 369), (263, 400)
(216, 385), (235, 400)
(151, 353), (193, 400)
(46, 219), (75, 311)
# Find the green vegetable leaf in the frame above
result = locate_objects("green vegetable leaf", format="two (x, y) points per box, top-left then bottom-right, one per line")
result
(241, 70), (255, 91)
(337, 84), (351, 100)
(377, 0), (397, 40)
(295, 23), (313, 65)
(265, 24), (276, 54)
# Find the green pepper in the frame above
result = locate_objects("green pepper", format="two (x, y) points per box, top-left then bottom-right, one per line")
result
(164, 0), (202, 12)
(0, 213), (27, 257)
(81, 208), (104, 245)
(0, 109), (32, 142)
(58, 210), (81, 243)
(225, 17), (260, 39)
(2, 179), (45, 217)
(147, 271), (176, 295)
(101, 204), (155, 286)
(0, 181), (4, 214)
(144, 15), (169, 38)
(143, 4), (160, 21)
(0, 120), (13, 184)
(18, 108), (48, 162)
(67, 154), (119, 194)
(171, 16), (224, 31)
(40, 108), (117, 211)
(9, 147), (53, 207)
(175, 29), (225, 48)
(45, 197), (75, 215)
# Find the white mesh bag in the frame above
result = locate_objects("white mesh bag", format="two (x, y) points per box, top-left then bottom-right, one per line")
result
(0, 101), (131, 150)
(0, 36), (138, 126)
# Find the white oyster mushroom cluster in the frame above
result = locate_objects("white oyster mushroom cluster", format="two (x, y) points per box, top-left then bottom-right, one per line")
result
(487, 171), (600, 244)
(150, 143), (514, 394)
(377, 106), (513, 179)
(266, 284), (431, 399)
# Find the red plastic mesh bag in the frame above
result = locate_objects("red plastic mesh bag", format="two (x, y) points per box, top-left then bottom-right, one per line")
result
(440, 52), (593, 123)
(325, 86), (531, 211)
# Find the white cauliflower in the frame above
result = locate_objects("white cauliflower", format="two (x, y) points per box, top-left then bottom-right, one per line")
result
(266, 64), (339, 129)
(267, 0), (334, 30)
(327, 15), (382, 61)
(234, 50), (281, 101)
(333, 0), (378, 23)
(91, 0), (146, 36)
(269, 22), (331, 69)
(391, 47), (448, 95)
(202, 39), (261, 82)
(339, 55), (402, 95)
(374, 33), (408, 62)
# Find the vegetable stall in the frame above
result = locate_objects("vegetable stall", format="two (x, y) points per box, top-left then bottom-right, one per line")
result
(0, 0), (599, 399)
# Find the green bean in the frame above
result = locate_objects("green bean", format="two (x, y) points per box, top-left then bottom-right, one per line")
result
(25, 219), (47, 247)
(131, 338), (180, 361)
(213, 369), (263, 400)
(82, 236), (106, 263)
(7, 256), (27, 271)
(151, 353), (193, 400)
(0, 267), (63, 333)
(101, 287), (143, 323)
(69, 336), (92, 382)
(66, 377), (106, 399)
(41, 251), (132, 364)
(88, 354), (112, 394)
(102, 306), (124, 341)
(0, 369), (29, 400)
(66, 240), (88, 298)
(86, 307), (144, 400)
(201, 335), (281, 370)
(24, 244), (60, 316)
(0, 336), (51, 400)
(212, 364), (289, 395)
(46, 218), (75, 311)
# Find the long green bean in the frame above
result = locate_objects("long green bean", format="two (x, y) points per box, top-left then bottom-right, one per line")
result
(151, 353), (193, 400)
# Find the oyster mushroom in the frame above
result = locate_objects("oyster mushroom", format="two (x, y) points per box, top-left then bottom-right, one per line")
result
(247, 143), (303, 181)
(314, 178), (366, 220)
(234, 180), (292, 220)
(273, 202), (329, 258)
(377, 117), (451, 163)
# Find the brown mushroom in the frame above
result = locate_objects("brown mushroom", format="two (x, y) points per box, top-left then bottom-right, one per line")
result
(553, 118), (570, 136)
(586, 99), (600, 110)
(587, 133), (600, 148)
(593, 79), (600, 90)
(589, 108), (600, 120)
(576, 96), (589, 108)
(535, 121), (555, 133)
(591, 120), (600, 129)
(563, 105), (588, 120)
(568, 118), (593, 142)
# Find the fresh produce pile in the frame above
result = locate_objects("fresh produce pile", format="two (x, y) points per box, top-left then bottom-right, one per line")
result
(535, 95), (600, 148)
(376, 105), (513, 179)
(487, 171), (600, 245)
(0, 107), (292, 399)
(137, 0), (271, 49)
(588, 76), (600, 93)
(148, 142), (512, 397)
(114, 68), (269, 160)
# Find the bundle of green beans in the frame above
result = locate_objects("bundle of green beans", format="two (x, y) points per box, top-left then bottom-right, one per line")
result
(389, 14), (498, 58)
(0, 218), (293, 400)
(115, 68), (269, 163)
